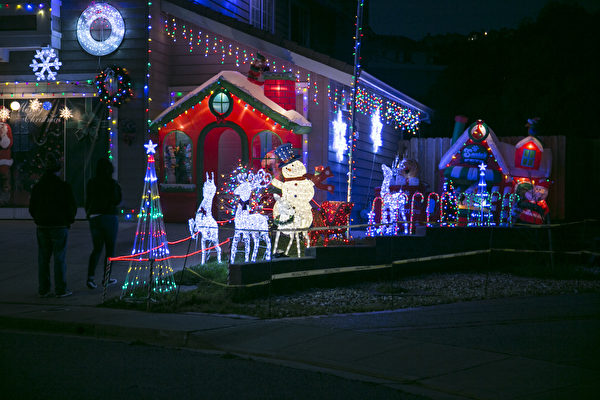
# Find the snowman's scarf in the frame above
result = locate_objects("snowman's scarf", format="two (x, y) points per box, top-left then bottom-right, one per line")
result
(282, 166), (334, 194)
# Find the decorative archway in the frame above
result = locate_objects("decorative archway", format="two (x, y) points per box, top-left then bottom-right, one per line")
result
(196, 121), (249, 200)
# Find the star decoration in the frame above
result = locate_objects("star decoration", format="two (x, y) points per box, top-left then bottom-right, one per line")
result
(371, 108), (383, 153)
(332, 110), (347, 162)
(144, 140), (158, 154)
(478, 162), (487, 172)
(0, 107), (9, 121)
(59, 106), (72, 120)
(29, 98), (42, 112)
(29, 46), (62, 81)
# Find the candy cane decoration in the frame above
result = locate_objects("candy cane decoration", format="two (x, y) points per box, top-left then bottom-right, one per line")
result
(490, 191), (501, 226)
(426, 192), (440, 227)
(396, 192), (409, 235)
(440, 191), (452, 226)
(409, 192), (424, 234)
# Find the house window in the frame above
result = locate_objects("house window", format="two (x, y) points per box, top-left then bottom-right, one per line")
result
(162, 131), (193, 184)
(251, 131), (282, 171)
(209, 90), (233, 118)
(521, 149), (536, 168)
(250, 0), (274, 34)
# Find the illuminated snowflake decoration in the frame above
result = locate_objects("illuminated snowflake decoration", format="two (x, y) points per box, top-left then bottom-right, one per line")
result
(371, 108), (383, 153)
(0, 107), (9, 121)
(29, 46), (62, 81)
(332, 110), (347, 162)
(59, 106), (72, 120)
(29, 98), (42, 112)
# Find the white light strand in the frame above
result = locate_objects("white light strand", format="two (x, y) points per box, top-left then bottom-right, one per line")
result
(371, 107), (383, 153)
(332, 110), (347, 162)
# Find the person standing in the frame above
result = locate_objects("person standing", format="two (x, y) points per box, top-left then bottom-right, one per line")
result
(29, 153), (77, 298)
(85, 158), (122, 289)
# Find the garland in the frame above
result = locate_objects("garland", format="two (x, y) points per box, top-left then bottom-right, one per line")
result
(94, 66), (133, 107)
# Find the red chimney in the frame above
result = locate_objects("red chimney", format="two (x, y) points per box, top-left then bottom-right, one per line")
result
(263, 72), (296, 111)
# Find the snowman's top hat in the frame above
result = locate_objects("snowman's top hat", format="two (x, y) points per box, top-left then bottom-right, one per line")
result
(274, 143), (301, 168)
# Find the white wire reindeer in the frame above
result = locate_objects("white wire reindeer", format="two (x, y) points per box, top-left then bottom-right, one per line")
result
(381, 163), (408, 235)
(230, 169), (272, 263)
(188, 172), (221, 264)
(272, 194), (302, 257)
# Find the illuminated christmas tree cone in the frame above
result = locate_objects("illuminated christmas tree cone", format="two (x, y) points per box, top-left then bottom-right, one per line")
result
(121, 140), (177, 300)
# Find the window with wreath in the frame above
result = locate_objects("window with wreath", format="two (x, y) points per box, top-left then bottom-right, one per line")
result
(251, 130), (282, 171)
(162, 131), (193, 186)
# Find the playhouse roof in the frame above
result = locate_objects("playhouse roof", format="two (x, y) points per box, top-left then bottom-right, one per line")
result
(150, 71), (312, 134)
(497, 141), (552, 178)
(438, 124), (509, 172)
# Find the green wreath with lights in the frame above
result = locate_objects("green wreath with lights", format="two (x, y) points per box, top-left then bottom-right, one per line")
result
(95, 66), (133, 107)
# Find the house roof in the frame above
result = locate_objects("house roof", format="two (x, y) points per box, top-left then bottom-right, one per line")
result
(150, 70), (311, 134)
(438, 124), (509, 173)
(162, 0), (432, 122)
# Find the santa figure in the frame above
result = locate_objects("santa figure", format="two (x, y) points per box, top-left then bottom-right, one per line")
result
(0, 122), (13, 204)
(515, 179), (550, 225)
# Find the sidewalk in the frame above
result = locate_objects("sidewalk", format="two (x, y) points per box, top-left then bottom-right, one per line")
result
(1, 220), (598, 399)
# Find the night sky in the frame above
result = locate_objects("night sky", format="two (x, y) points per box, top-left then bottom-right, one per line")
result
(369, 0), (600, 39)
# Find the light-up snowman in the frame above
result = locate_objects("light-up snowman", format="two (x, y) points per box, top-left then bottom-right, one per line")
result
(271, 143), (314, 248)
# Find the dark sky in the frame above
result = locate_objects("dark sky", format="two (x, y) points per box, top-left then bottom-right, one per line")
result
(369, 0), (600, 40)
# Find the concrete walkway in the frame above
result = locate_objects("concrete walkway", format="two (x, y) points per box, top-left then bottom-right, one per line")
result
(1, 220), (598, 399)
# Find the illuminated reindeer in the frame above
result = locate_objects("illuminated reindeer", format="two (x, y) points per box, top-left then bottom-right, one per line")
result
(188, 172), (221, 264)
(380, 162), (408, 235)
(230, 169), (272, 263)
(272, 193), (302, 256)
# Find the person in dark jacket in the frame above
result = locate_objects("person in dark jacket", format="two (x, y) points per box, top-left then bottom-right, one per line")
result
(29, 153), (77, 298)
(85, 158), (122, 289)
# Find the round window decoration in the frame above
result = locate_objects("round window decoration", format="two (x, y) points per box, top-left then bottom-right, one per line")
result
(77, 3), (125, 57)
(209, 90), (233, 118)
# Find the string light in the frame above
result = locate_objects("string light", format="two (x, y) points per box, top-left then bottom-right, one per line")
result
(121, 140), (177, 299)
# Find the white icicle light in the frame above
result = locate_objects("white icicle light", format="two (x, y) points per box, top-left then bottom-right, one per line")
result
(29, 46), (62, 81)
(371, 108), (383, 153)
(332, 109), (347, 162)
(77, 3), (125, 56)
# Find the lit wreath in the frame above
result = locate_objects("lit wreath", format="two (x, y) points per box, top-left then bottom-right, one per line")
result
(95, 66), (134, 107)
(77, 3), (125, 56)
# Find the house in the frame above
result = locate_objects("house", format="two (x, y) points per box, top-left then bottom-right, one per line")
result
(0, 0), (432, 223)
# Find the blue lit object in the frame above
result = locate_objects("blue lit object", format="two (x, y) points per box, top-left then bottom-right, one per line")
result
(42, 101), (52, 110)
(26, 4), (33, 11)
